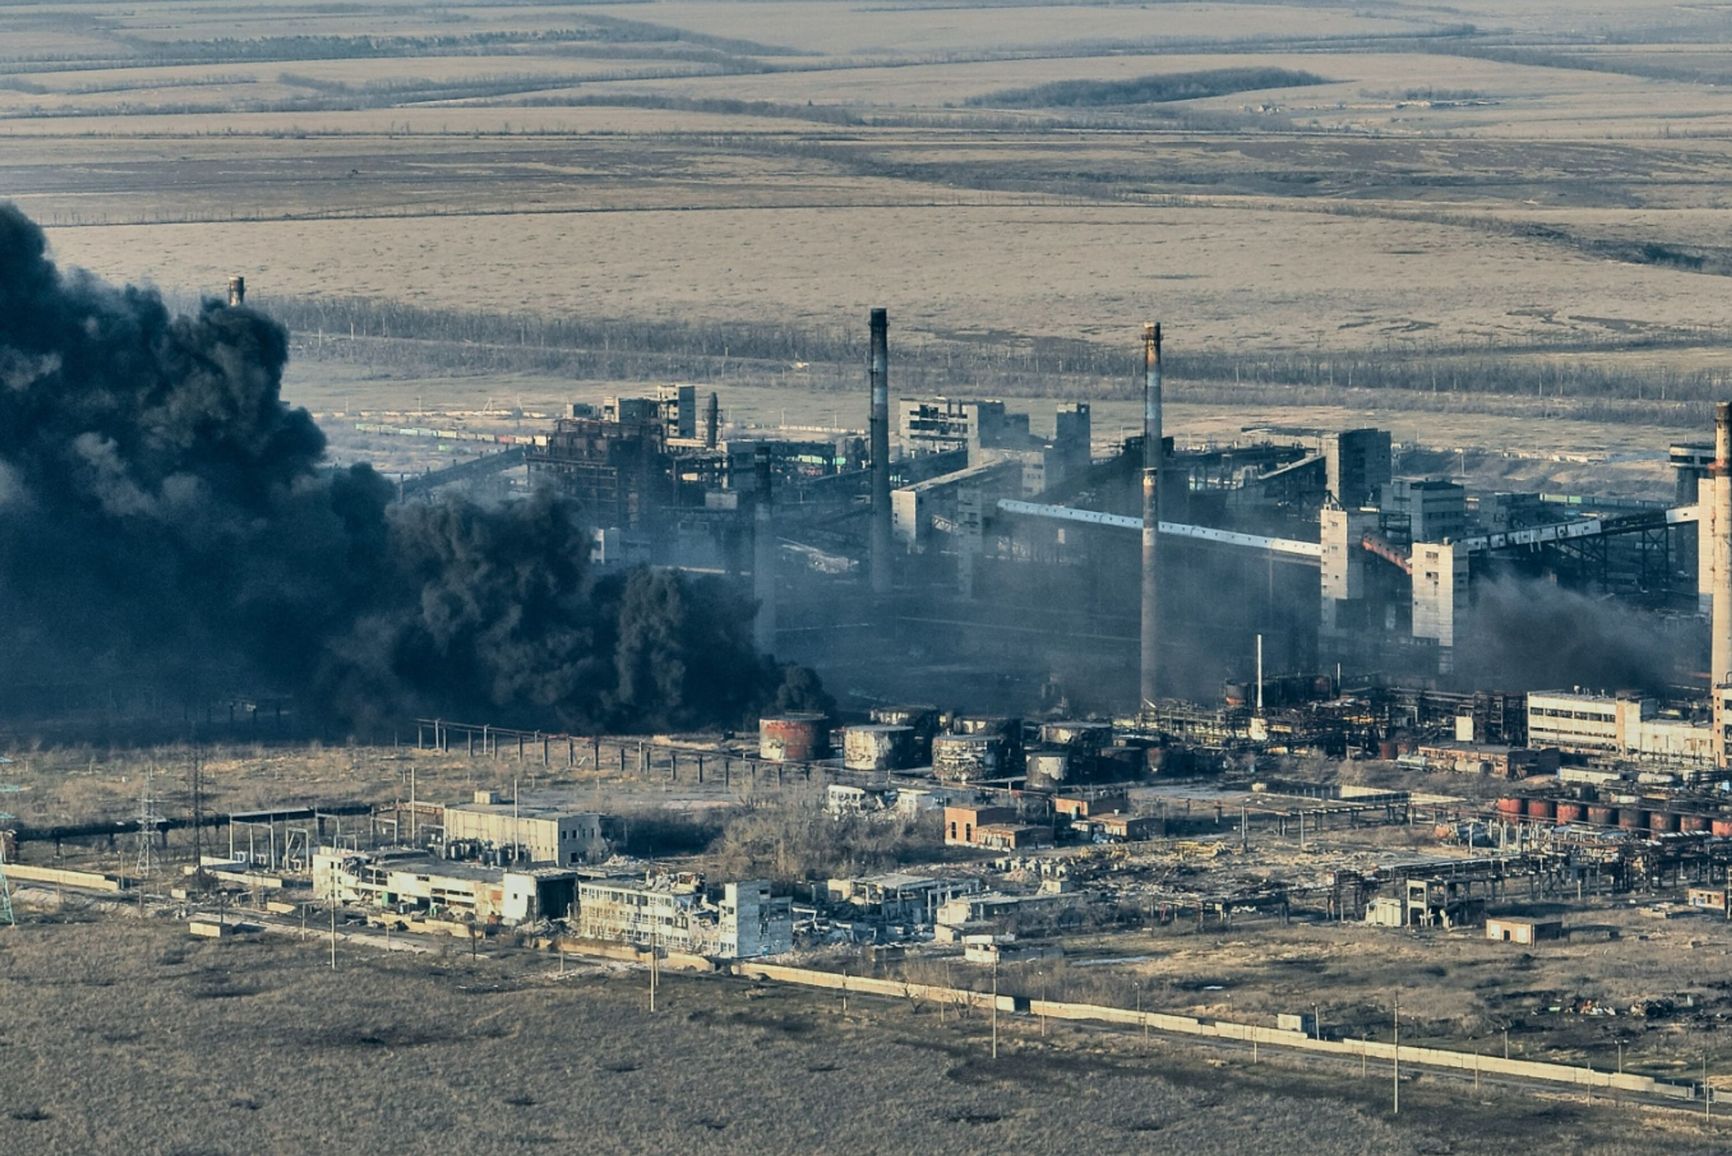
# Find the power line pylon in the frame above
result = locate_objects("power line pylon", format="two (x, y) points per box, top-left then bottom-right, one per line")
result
(133, 765), (163, 900)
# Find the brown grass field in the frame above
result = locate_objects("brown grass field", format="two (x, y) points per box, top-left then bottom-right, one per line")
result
(0, 915), (1726, 1155)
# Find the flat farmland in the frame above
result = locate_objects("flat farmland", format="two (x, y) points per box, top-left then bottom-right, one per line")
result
(4, 0), (1732, 429)
(43, 200), (1732, 356)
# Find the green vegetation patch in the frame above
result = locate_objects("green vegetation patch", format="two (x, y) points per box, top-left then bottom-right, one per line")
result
(969, 67), (1330, 108)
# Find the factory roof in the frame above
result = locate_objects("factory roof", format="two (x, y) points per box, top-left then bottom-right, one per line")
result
(445, 800), (601, 821)
(1527, 690), (1619, 705)
(853, 871), (944, 890)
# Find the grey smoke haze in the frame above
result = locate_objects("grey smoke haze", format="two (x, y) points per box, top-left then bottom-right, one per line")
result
(0, 203), (827, 732)
(1453, 575), (1691, 693)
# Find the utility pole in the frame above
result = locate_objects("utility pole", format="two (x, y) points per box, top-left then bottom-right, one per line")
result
(0, 836), (14, 928)
(329, 870), (338, 971)
(990, 956), (1004, 1060)
(189, 741), (205, 894)
(1392, 994), (1400, 1116)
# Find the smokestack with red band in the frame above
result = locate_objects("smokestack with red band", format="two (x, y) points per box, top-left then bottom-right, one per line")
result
(1139, 321), (1163, 713)
(869, 308), (892, 595)
(227, 275), (245, 308)
(754, 445), (776, 654)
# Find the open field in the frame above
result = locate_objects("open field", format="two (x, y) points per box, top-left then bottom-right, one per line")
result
(4, 0), (1732, 432)
(6, 916), (1721, 1155)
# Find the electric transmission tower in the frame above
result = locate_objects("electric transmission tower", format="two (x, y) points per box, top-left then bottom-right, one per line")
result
(0, 825), (15, 928)
(133, 765), (163, 897)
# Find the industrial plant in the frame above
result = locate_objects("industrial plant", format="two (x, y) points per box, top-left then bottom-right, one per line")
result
(11, 268), (1732, 1119)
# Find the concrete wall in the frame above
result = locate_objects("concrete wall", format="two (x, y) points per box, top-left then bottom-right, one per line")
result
(5, 863), (127, 892)
(733, 963), (1696, 1102)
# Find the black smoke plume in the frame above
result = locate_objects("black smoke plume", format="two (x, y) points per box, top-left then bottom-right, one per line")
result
(0, 204), (827, 733)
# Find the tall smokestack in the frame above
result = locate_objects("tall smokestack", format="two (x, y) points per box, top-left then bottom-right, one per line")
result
(226, 275), (245, 308)
(754, 445), (777, 654)
(869, 307), (892, 595)
(1139, 322), (1163, 713)
(705, 391), (720, 449)
(1713, 402), (1732, 689)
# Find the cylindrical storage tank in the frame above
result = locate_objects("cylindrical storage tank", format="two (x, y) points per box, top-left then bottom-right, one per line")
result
(1525, 798), (1556, 822)
(1712, 817), (1732, 838)
(1587, 805), (1618, 827)
(932, 734), (1005, 783)
(1040, 721), (1113, 751)
(1649, 810), (1680, 835)
(842, 725), (914, 772)
(1555, 802), (1587, 825)
(870, 705), (938, 758)
(1619, 808), (1647, 833)
(955, 714), (1019, 740)
(1679, 813), (1710, 834)
(1024, 747), (1073, 788)
(758, 713), (830, 763)
(1495, 797), (1525, 819)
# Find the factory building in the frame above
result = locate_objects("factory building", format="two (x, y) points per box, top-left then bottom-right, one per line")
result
(312, 847), (577, 924)
(1320, 428), (1393, 509)
(440, 792), (606, 866)
(526, 411), (671, 530)
(899, 398), (1028, 459)
(576, 874), (791, 959)
(944, 804), (1017, 846)
(824, 872), (983, 925)
(1383, 478), (1468, 544)
(1526, 691), (1716, 767)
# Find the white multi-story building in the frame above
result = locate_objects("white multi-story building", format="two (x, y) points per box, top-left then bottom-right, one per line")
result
(576, 874), (791, 959)
(1527, 690), (1715, 767)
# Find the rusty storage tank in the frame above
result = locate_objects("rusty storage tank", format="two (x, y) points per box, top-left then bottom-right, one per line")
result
(932, 734), (1005, 782)
(1024, 747), (1073, 788)
(1679, 813), (1711, 834)
(842, 725), (914, 772)
(870, 704), (938, 758)
(1649, 810), (1681, 835)
(1378, 740), (1400, 760)
(1587, 804), (1618, 827)
(1555, 801), (1587, 825)
(1712, 817), (1732, 838)
(1618, 808), (1647, 833)
(1495, 797), (1525, 820)
(1040, 720), (1112, 751)
(759, 713), (830, 762)
(1524, 797), (1556, 822)
(955, 714), (1020, 743)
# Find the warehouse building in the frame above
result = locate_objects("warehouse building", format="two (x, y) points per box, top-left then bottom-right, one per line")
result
(440, 791), (607, 866)
(312, 847), (577, 924)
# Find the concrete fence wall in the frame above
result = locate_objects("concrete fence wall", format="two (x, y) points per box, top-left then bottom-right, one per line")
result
(735, 962), (1696, 1102)
(5, 863), (127, 892)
